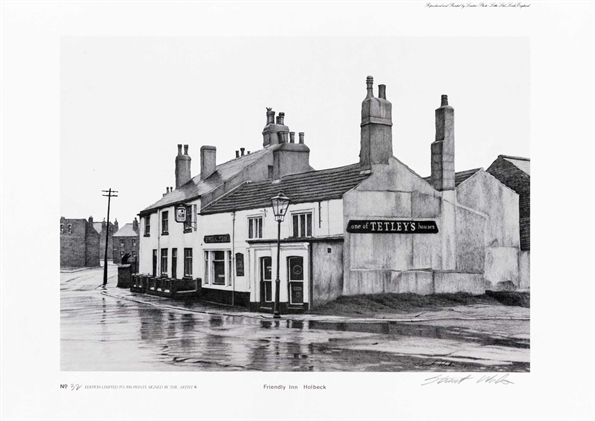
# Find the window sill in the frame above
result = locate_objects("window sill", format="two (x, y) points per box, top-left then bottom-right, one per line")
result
(183, 229), (193, 234)
(143, 234), (150, 237)
(161, 232), (169, 236)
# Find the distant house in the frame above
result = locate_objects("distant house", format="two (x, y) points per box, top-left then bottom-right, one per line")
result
(486, 155), (530, 251)
(60, 216), (100, 267)
(93, 219), (118, 262)
(112, 218), (140, 264)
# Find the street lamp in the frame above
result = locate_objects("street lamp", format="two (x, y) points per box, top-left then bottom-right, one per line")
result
(271, 191), (290, 318)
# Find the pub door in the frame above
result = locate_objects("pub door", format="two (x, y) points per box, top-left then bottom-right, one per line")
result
(287, 256), (304, 305)
(260, 256), (272, 308)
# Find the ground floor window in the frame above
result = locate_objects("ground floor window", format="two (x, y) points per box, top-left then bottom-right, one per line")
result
(161, 248), (168, 276)
(184, 248), (193, 277)
(204, 250), (232, 286)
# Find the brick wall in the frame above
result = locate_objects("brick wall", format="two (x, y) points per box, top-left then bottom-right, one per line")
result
(60, 218), (100, 267)
(486, 157), (530, 251)
(112, 235), (139, 264)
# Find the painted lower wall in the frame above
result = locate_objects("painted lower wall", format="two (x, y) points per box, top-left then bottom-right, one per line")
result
(519, 251), (530, 289)
(311, 241), (343, 307)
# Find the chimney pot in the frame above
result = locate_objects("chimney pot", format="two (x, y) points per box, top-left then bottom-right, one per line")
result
(235, 150), (240, 158)
(290, 132), (295, 143)
(266, 108), (275, 125)
(247, 151), (250, 154)
(378, 84), (386, 99)
(366, 76), (374, 98)
(299, 132), (305, 144)
(240, 147), (245, 156)
(441, 94), (449, 107)
(177, 144), (183, 155)
(276, 112), (285, 125)
(184, 144), (189, 155)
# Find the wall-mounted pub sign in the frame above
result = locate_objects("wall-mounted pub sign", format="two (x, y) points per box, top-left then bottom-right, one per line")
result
(346, 220), (439, 234)
(175, 205), (187, 223)
(204, 234), (231, 243)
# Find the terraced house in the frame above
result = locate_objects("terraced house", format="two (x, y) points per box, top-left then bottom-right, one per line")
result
(136, 76), (528, 313)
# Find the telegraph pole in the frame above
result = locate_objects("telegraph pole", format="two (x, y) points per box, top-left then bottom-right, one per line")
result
(102, 188), (118, 286)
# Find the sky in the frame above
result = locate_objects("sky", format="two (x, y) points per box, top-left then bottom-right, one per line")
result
(61, 37), (529, 225)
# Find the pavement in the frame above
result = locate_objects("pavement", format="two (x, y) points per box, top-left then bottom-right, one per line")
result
(99, 279), (530, 325)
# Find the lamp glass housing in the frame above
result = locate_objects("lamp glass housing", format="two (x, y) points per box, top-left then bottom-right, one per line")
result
(271, 191), (290, 222)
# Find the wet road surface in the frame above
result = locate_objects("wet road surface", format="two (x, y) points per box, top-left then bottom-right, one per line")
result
(61, 267), (529, 372)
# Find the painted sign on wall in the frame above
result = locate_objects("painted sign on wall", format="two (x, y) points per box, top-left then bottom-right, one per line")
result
(204, 234), (231, 243)
(346, 220), (438, 234)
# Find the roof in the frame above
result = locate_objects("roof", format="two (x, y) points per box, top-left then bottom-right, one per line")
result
(201, 163), (370, 215)
(500, 155), (530, 175)
(423, 168), (482, 187)
(113, 223), (138, 237)
(140, 148), (269, 214)
(93, 221), (116, 234)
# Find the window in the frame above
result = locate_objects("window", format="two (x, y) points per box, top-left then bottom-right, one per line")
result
(193, 205), (198, 231)
(184, 205), (192, 232)
(161, 211), (169, 235)
(235, 253), (245, 277)
(120, 250), (124, 257)
(204, 250), (232, 286)
(184, 248), (193, 277)
(120, 239), (124, 247)
(172, 248), (178, 279)
(67, 224), (72, 234)
(248, 217), (263, 239)
(144, 216), (151, 236)
(132, 239), (136, 247)
(60, 224), (64, 234)
(292, 212), (312, 238)
(161, 248), (168, 276)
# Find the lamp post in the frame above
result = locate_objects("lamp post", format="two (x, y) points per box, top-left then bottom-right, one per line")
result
(271, 191), (290, 318)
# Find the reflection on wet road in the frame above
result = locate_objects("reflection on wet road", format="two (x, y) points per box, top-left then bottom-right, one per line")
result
(61, 268), (529, 372)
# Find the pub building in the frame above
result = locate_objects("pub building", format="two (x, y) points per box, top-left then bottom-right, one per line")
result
(137, 76), (527, 313)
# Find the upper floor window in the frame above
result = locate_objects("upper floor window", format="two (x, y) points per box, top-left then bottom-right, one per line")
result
(162, 211), (169, 235)
(291, 212), (312, 238)
(184, 205), (193, 232)
(60, 224), (64, 234)
(144, 216), (151, 236)
(67, 224), (73, 235)
(248, 216), (263, 239)
(120, 239), (125, 247)
(132, 239), (136, 247)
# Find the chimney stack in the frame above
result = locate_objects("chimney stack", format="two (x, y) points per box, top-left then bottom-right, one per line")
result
(89, 216), (94, 224)
(133, 217), (139, 233)
(262, 108), (290, 147)
(175, 144), (192, 189)
(200, 146), (217, 180)
(430, 94), (455, 191)
(360, 76), (392, 171)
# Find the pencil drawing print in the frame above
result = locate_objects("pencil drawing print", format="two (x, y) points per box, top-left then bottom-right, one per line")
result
(61, 39), (529, 372)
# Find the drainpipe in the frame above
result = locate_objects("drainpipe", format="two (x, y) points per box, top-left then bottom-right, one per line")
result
(231, 211), (236, 307)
